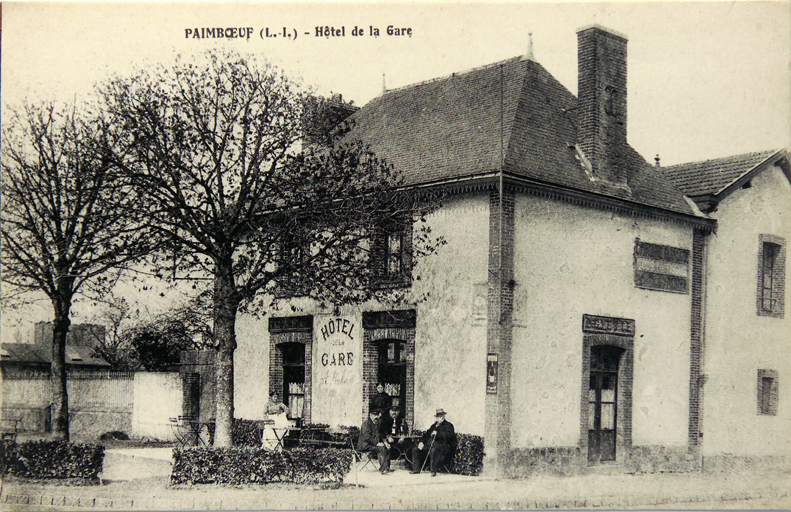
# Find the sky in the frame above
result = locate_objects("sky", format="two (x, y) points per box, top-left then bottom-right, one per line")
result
(1, 1), (790, 338)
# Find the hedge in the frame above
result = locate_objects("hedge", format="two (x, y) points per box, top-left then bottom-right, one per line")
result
(171, 447), (351, 485)
(448, 433), (485, 475)
(0, 440), (104, 480)
(411, 431), (485, 476)
(231, 419), (259, 446)
(225, 419), (483, 476)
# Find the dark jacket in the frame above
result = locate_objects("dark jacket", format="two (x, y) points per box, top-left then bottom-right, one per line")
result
(357, 418), (381, 452)
(420, 419), (456, 449)
(379, 414), (408, 438)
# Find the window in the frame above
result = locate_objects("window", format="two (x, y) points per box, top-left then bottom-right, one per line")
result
(373, 221), (412, 287)
(633, 239), (689, 293)
(387, 231), (404, 277)
(757, 235), (785, 318)
(761, 243), (779, 311)
(280, 342), (306, 420)
(276, 235), (308, 296)
(757, 369), (778, 416)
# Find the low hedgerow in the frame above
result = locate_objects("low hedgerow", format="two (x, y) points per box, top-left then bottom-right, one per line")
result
(231, 419), (260, 446)
(1, 439), (18, 474)
(411, 431), (485, 476)
(0, 440), (104, 480)
(171, 447), (352, 485)
(448, 433), (485, 475)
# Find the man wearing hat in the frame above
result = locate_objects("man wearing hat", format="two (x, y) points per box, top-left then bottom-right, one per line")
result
(380, 406), (409, 460)
(410, 408), (456, 476)
(357, 409), (392, 474)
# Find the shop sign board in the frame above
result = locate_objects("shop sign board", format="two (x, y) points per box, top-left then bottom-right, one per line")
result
(312, 314), (362, 426)
(582, 314), (635, 336)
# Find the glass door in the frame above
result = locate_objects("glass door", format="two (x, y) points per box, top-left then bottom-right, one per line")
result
(588, 345), (621, 463)
(377, 340), (407, 411)
(280, 343), (305, 420)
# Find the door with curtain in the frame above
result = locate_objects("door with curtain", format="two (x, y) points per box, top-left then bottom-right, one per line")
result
(588, 345), (621, 464)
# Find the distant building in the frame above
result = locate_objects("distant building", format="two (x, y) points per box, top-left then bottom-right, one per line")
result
(1, 322), (110, 432)
(2, 321), (108, 371)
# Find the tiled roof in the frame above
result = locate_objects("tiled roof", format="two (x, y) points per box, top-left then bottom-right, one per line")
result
(0, 343), (110, 367)
(661, 150), (781, 197)
(345, 57), (697, 216)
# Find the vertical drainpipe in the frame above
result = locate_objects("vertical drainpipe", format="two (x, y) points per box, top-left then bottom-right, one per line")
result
(497, 62), (506, 473)
(698, 229), (709, 472)
(485, 61), (513, 477)
(500, 63), (505, 277)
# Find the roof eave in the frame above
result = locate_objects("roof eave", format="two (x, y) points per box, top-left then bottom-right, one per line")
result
(414, 173), (716, 231)
(505, 174), (717, 231)
(715, 149), (790, 202)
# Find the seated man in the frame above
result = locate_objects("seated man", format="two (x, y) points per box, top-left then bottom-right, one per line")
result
(410, 408), (456, 476)
(379, 406), (409, 459)
(357, 409), (392, 474)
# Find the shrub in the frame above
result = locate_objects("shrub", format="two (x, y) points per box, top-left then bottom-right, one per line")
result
(448, 433), (485, 476)
(410, 430), (485, 476)
(1, 439), (18, 474)
(231, 419), (260, 447)
(171, 446), (351, 485)
(1, 440), (104, 480)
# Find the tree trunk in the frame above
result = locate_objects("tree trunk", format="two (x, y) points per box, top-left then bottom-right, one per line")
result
(212, 261), (241, 447)
(51, 297), (72, 441)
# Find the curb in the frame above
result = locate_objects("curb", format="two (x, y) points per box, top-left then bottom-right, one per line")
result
(2, 488), (788, 510)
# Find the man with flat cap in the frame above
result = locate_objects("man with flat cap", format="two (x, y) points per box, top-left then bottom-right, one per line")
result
(410, 408), (456, 476)
(380, 405), (409, 460)
(357, 409), (392, 474)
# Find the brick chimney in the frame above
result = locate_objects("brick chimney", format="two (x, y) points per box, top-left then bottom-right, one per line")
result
(577, 25), (629, 188)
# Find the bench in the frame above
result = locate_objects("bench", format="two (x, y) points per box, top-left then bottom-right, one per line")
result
(1, 418), (21, 442)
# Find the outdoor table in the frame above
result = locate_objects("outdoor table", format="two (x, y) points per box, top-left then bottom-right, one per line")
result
(170, 417), (214, 447)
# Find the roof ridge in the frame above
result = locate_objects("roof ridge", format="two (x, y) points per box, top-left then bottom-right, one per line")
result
(382, 55), (525, 95)
(663, 149), (780, 170)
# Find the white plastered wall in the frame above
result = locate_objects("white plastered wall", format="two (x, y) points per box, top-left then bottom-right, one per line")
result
(702, 164), (791, 457)
(511, 194), (694, 449)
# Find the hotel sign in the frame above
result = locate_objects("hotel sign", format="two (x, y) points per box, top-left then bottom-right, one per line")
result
(312, 315), (362, 427)
(582, 314), (635, 336)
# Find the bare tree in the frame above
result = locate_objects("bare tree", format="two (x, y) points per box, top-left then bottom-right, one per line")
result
(1, 103), (152, 440)
(89, 291), (215, 371)
(100, 51), (441, 446)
